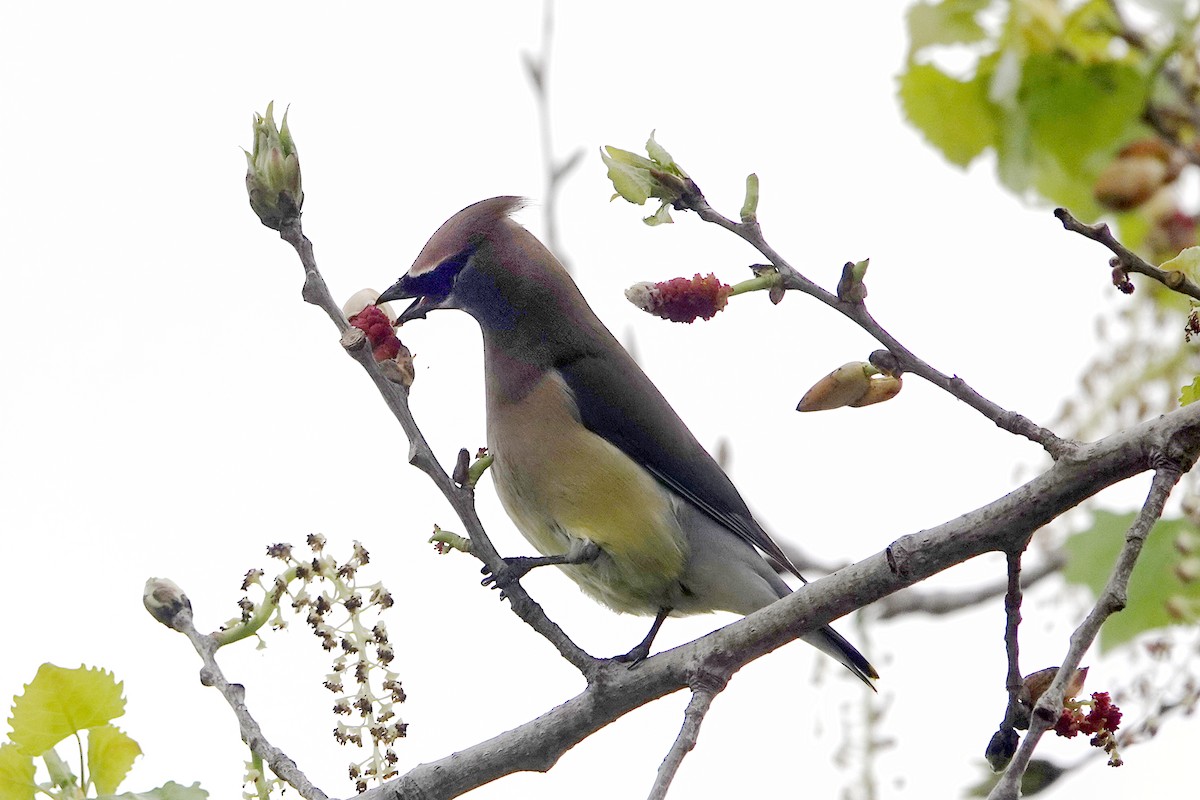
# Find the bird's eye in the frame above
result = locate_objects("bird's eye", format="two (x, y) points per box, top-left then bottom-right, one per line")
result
(409, 245), (474, 300)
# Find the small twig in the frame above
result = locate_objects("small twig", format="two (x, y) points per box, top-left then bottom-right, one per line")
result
(158, 595), (331, 800)
(678, 192), (1071, 458)
(647, 682), (722, 800)
(1003, 550), (1025, 707)
(875, 553), (1064, 619)
(988, 465), (1185, 799)
(1055, 207), (1200, 302)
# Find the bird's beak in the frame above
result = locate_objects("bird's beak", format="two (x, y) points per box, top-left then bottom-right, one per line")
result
(378, 277), (440, 325)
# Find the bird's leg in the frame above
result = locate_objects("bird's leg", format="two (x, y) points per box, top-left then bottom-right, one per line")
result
(614, 607), (671, 666)
(481, 539), (600, 591)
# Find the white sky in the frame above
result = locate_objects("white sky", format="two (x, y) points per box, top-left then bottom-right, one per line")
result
(1, 2), (1194, 798)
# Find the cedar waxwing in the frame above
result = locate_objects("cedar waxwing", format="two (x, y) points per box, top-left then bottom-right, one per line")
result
(378, 197), (877, 686)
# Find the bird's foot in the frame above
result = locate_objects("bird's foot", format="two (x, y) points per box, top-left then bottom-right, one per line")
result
(480, 542), (601, 597)
(610, 607), (671, 669)
(612, 642), (652, 667)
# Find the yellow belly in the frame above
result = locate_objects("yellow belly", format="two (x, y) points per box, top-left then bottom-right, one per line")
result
(487, 371), (687, 614)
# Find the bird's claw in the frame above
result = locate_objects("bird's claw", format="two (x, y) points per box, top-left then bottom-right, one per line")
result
(612, 645), (651, 669)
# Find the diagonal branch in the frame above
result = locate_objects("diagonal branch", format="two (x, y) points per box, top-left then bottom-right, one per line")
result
(277, 220), (597, 676)
(147, 588), (331, 800)
(647, 681), (723, 800)
(1055, 207), (1200, 302)
(677, 192), (1072, 458)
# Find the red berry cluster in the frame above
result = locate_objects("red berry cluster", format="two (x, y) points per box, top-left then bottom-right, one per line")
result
(1054, 691), (1124, 766)
(348, 305), (405, 361)
(649, 273), (732, 323)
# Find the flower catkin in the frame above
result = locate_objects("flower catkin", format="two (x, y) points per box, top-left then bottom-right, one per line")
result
(626, 273), (732, 323)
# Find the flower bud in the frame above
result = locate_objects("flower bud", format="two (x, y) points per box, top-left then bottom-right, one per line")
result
(143, 577), (192, 630)
(797, 362), (873, 411)
(244, 101), (303, 230)
(798, 362), (903, 411)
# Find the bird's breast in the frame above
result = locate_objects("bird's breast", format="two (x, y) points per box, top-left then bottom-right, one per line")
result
(486, 369), (687, 614)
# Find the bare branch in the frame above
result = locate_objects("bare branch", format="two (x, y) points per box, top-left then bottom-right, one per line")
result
(648, 684), (722, 800)
(988, 464), (1189, 799)
(1055, 207), (1200, 302)
(676, 192), (1072, 458)
(524, 0), (582, 267)
(149, 593), (331, 800)
(1004, 550), (1025, 711)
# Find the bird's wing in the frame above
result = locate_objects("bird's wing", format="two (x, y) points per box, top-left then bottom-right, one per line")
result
(557, 348), (804, 581)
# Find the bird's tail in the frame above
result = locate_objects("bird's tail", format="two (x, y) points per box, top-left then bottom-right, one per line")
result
(803, 625), (879, 690)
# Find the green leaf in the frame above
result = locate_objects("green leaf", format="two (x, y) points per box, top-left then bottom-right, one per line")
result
(0, 744), (35, 800)
(1159, 245), (1200, 277)
(644, 130), (676, 173)
(897, 63), (997, 167)
(1180, 376), (1200, 407)
(1061, 0), (1124, 62)
(600, 146), (652, 205)
(8, 665), (125, 756)
(906, 0), (989, 59)
(98, 780), (209, 800)
(1063, 511), (1200, 651)
(1018, 54), (1146, 178)
(88, 725), (141, 795)
(643, 202), (674, 226)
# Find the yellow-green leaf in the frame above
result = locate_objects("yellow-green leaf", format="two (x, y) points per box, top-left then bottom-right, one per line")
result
(8, 665), (125, 756)
(600, 146), (652, 205)
(1159, 245), (1200, 279)
(645, 130), (674, 170)
(88, 724), (141, 795)
(0, 744), (36, 800)
(1180, 377), (1200, 407)
(1063, 512), (1200, 651)
(897, 63), (997, 167)
(97, 780), (209, 800)
(906, 0), (989, 60)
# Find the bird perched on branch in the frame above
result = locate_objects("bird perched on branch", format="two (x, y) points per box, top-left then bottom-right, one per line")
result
(378, 197), (876, 686)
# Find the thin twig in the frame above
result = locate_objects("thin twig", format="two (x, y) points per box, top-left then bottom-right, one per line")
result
(523, 0), (583, 267)
(677, 192), (1071, 458)
(647, 683), (722, 800)
(1055, 207), (1200, 302)
(1003, 550), (1025, 707)
(162, 598), (331, 800)
(988, 465), (1186, 800)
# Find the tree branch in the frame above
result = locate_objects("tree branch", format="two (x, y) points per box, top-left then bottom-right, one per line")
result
(523, 0), (583, 269)
(147, 589), (331, 800)
(647, 682), (722, 800)
(873, 552), (1065, 620)
(1055, 207), (1200, 302)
